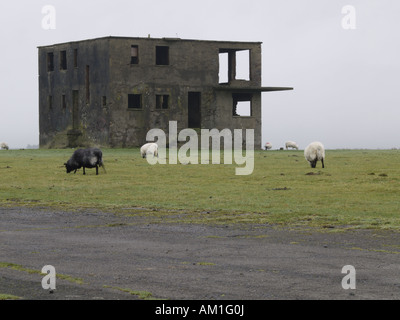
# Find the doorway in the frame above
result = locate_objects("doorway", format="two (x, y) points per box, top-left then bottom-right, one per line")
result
(188, 92), (201, 128)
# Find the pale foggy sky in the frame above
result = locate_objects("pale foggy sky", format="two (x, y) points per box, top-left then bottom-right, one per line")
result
(0, 0), (399, 149)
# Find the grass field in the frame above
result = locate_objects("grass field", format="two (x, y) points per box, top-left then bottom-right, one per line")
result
(0, 148), (399, 230)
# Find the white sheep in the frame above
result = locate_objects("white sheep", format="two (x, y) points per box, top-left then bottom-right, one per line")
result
(285, 141), (299, 150)
(140, 143), (158, 158)
(1, 142), (9, 150)
(304, 142), (325, 168)
(264, 142), (272, 150)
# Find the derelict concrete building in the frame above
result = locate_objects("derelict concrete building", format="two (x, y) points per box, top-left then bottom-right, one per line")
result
(38, 36), (292, 148)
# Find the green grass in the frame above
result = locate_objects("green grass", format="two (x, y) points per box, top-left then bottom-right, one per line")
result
(103, 286), (161, 300)
(0, 148), (399, 230)
(0, 262), (84, 285)
(0, 294), (21, 300)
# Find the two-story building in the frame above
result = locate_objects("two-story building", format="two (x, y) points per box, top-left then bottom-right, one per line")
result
(38, 36), (292, 148)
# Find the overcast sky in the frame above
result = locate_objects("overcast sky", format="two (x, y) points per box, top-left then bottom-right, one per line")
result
(0, 0), (399, 149)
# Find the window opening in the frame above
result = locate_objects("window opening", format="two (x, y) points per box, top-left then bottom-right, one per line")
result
(72, 90), (79, 130)
(48, 95), (53, 109)
(128, 94), (142, 109)
(85, 65), (90, 104)
(219, 49), (251, 83)
(47, 53), (54, 72)
(131, 45), (139, 64)
(61, 94), (66, 110)
(156, 95), (169, 109)
(218, 52), (229, 84)
(156, 46), (169, 65)
(235, 50), (250, 81)
(73, 49), (78, 68)
(60, 50), (67, 70)
(233, 93), (252, 117)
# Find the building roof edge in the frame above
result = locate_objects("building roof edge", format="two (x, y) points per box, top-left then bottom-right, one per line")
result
(37, 36), (262, 49)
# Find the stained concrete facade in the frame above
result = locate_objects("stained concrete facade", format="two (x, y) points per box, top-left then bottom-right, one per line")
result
(38, 36), (292, 149)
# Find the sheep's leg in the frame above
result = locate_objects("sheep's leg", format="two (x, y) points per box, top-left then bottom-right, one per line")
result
(311, 160), (317, 168)
(83, 167), (86, 175)
(96, 165), (99, 175)
(74, 169), (77, 174)
(321, 159), (325, 168)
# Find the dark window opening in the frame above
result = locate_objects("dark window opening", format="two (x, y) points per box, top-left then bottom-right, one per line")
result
(156, 95), (169, 109)
(128, 94), (142, 109)
(130, 45), (139, 64)
(72, 90), (79, 130)
(60, 50), (67, 70)
(156, 46), (169, 65)
(61, 94), (66, 110)
(47, 53), (54, 72)
(73, 49), (78, 68)
(232, 93), (252, 117)
(85, 65), (90, 104)
(48, 95), (53, 109)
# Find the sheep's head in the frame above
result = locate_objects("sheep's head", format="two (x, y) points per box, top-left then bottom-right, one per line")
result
(64, 162), (74, 173)
(309, 160), (317, 168)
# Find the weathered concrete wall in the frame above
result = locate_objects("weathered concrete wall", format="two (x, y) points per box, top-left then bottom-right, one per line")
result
(39, 38), (110, 148)
(106, 37), (263, 147)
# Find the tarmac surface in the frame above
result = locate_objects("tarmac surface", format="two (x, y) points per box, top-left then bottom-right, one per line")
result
(1, 206), (400, 300)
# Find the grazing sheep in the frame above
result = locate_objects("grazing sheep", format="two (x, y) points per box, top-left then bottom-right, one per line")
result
(140, 143), (158, 158)
(64, 148), (105, 175)
(285, 141), (299, 150)
(304, 142), (325, 168)
(1, 142), (9, 150)
(264, 142), (272, 150)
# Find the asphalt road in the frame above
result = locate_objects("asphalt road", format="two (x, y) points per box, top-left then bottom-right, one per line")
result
(1, 206), (400, 300)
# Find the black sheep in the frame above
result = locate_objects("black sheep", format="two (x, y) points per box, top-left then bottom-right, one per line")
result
(64, 148), (105, 175)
